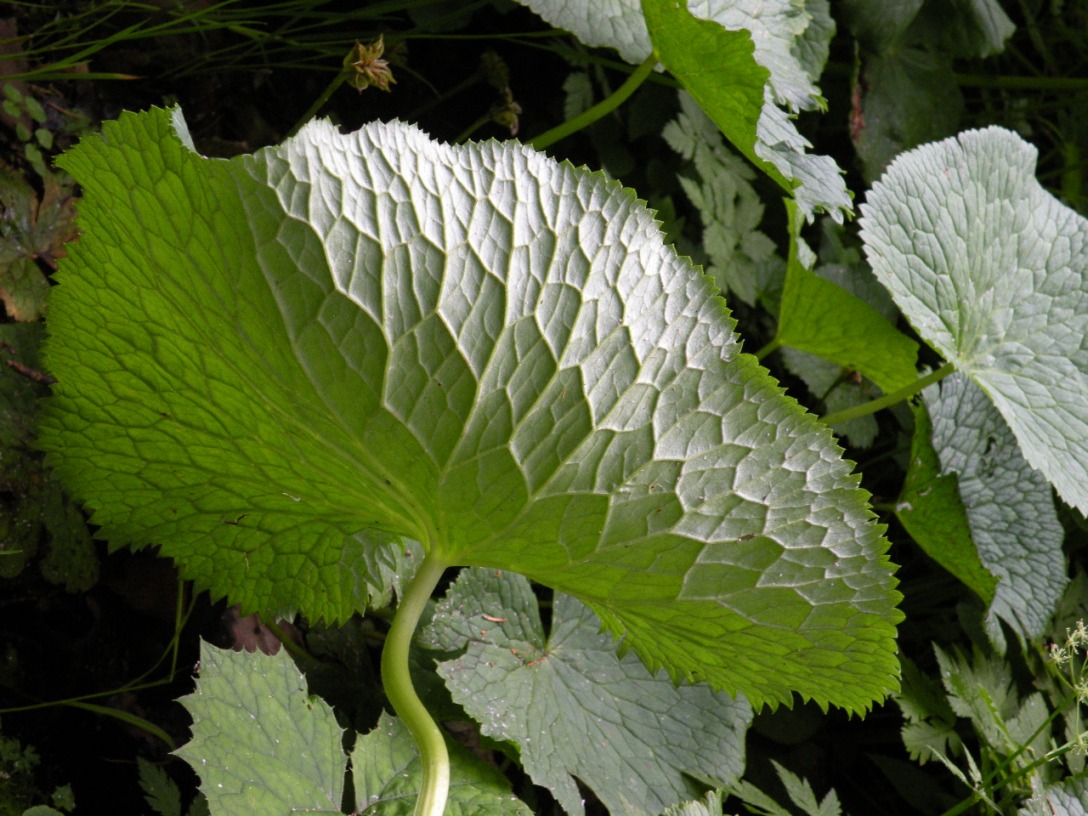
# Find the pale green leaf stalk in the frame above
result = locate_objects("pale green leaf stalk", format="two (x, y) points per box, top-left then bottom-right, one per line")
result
(380, 551), (451, 816)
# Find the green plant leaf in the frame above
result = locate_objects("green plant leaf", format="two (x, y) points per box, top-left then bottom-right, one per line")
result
(351, 712), (531, 815)
(922, 373), (1066, 648)
(771, 759), (841, 816)
(512, 0), (849, 220)
(895, 403), (996, 605)
(841, 0), (1013, 57)
(776, 199), (918, 393)
(727, 759), (842, 816)
(137, 758), (182, 816)
(422, 568), (752, 816)
(896, 655), (961, 765)
(175, 642), (345, 816)
(934, 643), (1049, 761)
(860, 127), (1088, 514)
(42, 106), (900, 709)
(902, 0), (1015, 59)
(516, 0), (825, 107)
(849, 48), (964, 184)
(641, 0), (851, 222)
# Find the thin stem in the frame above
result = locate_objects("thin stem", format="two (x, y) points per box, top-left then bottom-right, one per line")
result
(753, 337), (782, 363)
(821, 362), (955, 427)
(285, 69), (348, 138)
(66, 700), (177, 750)
(381, 550), (451, 816)
(530, 54), (656, 151)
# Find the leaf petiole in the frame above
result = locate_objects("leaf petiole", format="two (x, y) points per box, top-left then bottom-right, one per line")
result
(530, 54), (657, 151)
(381, 548), (452, 816)
(821, 362), (956, 427)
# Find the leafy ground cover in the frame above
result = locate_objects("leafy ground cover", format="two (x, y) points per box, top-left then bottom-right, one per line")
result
(1, 1), (1088, 815)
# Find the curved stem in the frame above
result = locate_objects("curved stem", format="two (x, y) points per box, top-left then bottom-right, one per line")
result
(753, 337), (781, 363)
(285, 69), (347, 139)
(381, 550), (451, 816)
(820, 362), (956, 427)
(530, 54), (657, 151)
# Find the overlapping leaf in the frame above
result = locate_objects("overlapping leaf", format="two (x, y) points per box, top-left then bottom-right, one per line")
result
(860, 127), (1088, 514)
(42, 106), (900, 709)
(352, 713), (531, 815)
(176, 643), (346, 816)
(422, 568), (752, 816)
(512, 0), (850, 221)
(923, 373), (1065, 649)
(642, 0), (851, 222)
(895, 403), (996, 605)
(776, 200), (918, 393)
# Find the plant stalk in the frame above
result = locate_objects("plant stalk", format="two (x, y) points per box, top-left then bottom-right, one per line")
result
(381, 550), (451, 816)
(286, 69), (348, 139)
(820, 362), (956, 427)
(530, 54), (657, 151)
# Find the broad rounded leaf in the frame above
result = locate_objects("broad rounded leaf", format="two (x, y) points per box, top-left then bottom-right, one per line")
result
(860, 127), (1088, 513)
(42, 107), (900, 709)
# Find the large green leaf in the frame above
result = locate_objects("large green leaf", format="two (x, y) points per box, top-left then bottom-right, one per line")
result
(422, 568), (752, 816)
(175, 642), (346, 816)
(860, 127), (1088, 514)
(41, 106), (900, 709)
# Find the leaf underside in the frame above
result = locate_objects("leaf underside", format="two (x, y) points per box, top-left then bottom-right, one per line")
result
(923, 373), (1065, 650)
(423, 568), (752, 816)
(42, 106), (900, 710)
